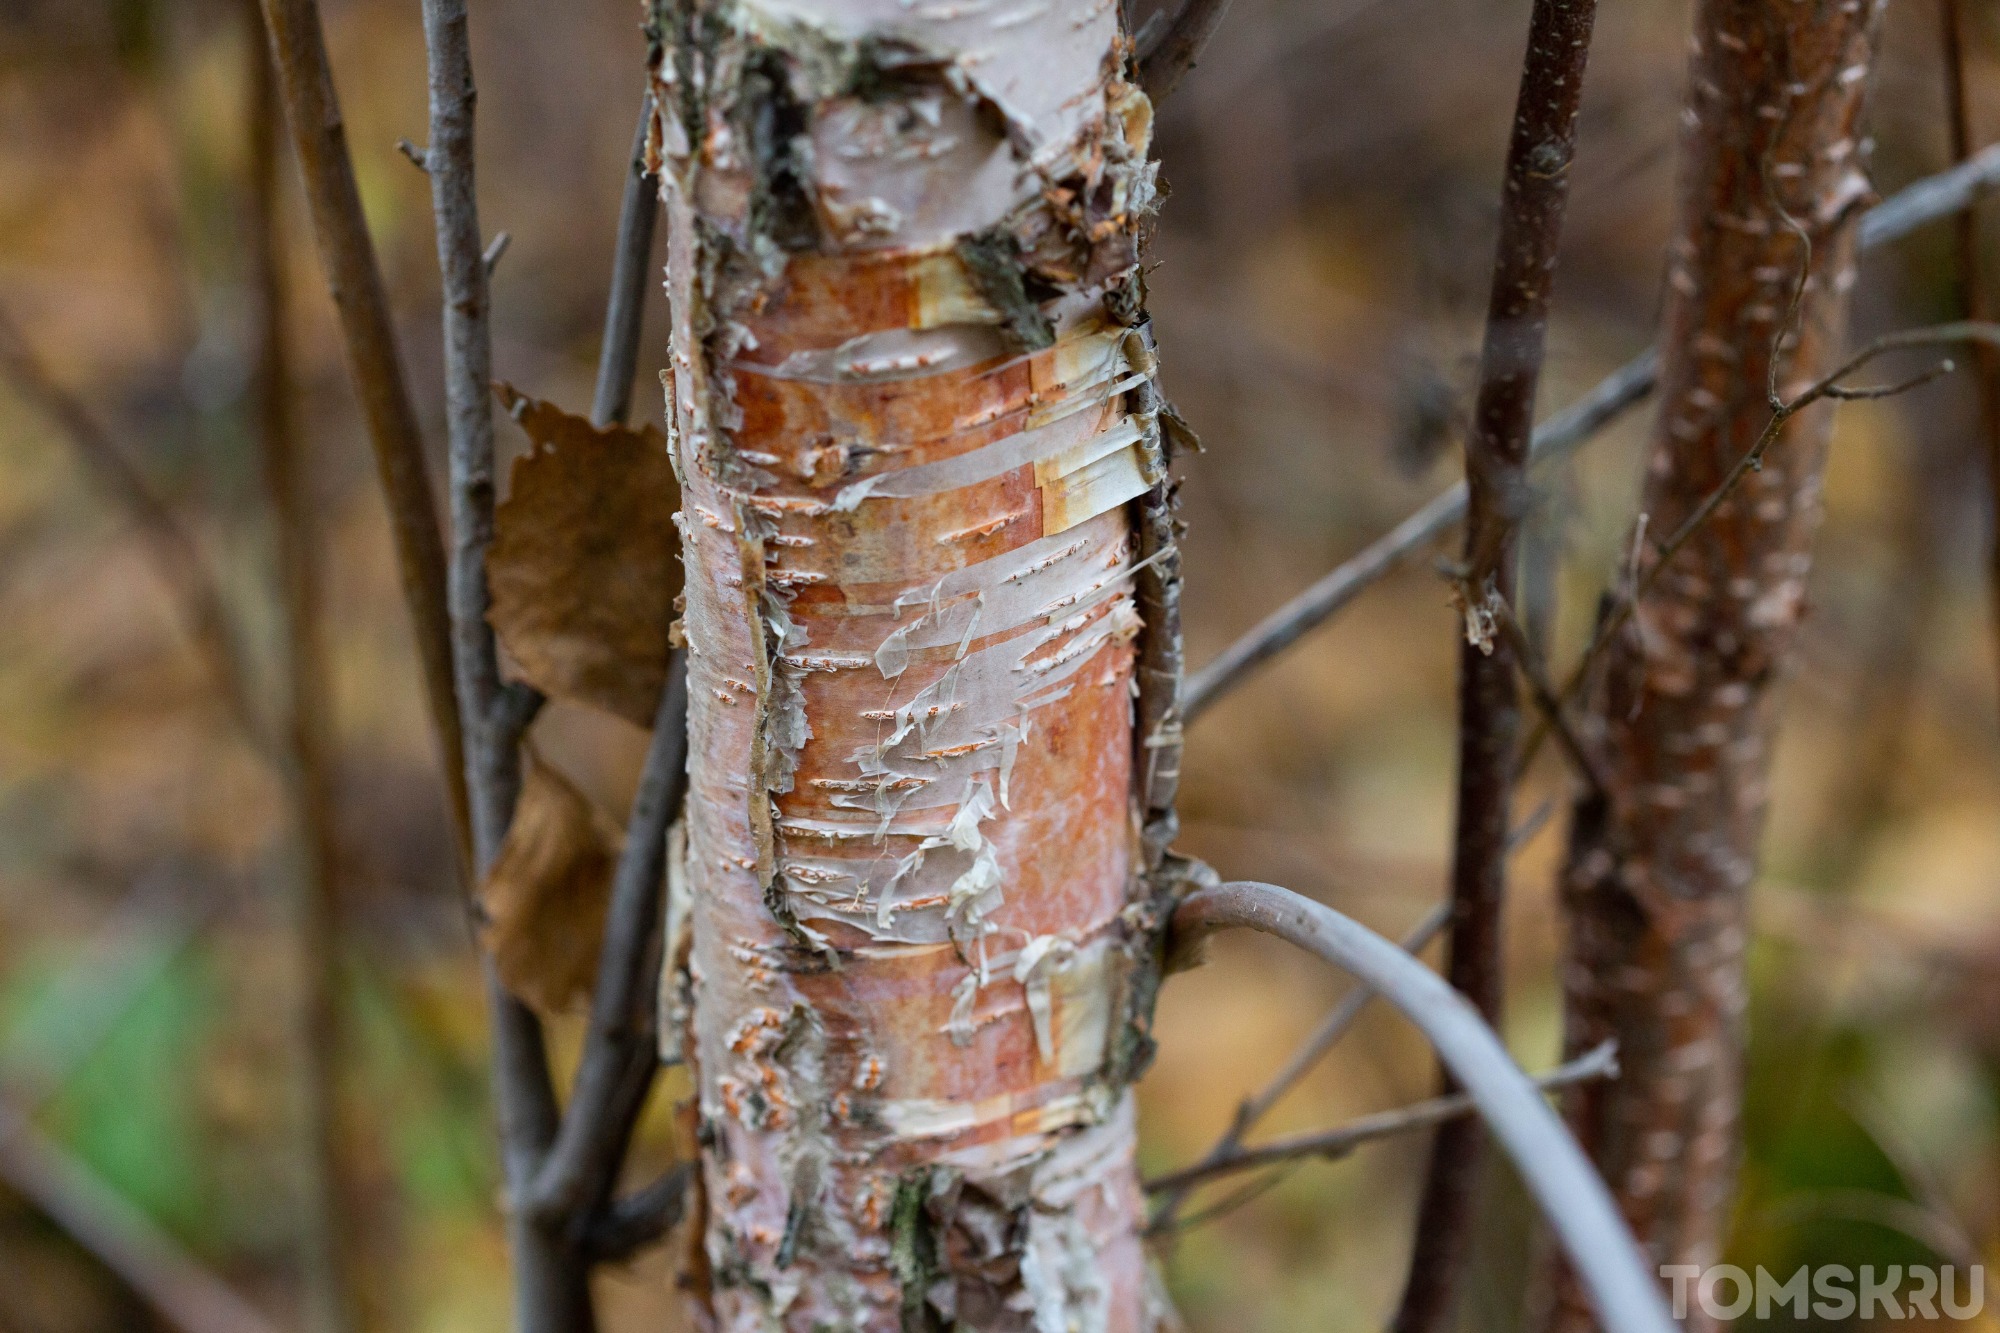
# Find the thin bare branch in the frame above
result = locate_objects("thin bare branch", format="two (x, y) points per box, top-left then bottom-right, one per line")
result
(415, 2), (580, 1325)
(592, 93), (661, 430)
(0, 1102), (283, 1333)
(1859, 141), (2000, 248)
(1169, 880), (1674, 1333)
(1532, 321), (2000, 770)
(1136, 0), (1236, 102)
(243, 7), (362, 1328)
(256, 0), (469, 864)
(1489, 592), (1608, 795)
(584, 1162), (697, 1264)
(1939, 4), (2000, 718)
(1400, 2), (1597, 1324)
(0, 306), (271, 758)
(1146, 1040), (1618, 1194)
(1184, 148), (2000, 723)
(526, 654), (689, 1224)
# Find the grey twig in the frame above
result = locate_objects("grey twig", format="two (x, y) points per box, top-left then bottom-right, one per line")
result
(1857, 141), (2000, 249)
(526, 656), (690, 1225)
(0, 1102), (283, 1333)
(415, 2), (578, 1326)
(482, 230), (513, 277)
(583, 1162), (697, 1264)
(591, 92), (661, 430)
(256, 0), (470, 864)
(1529, 322), (2000, 767)
(1145, 1040), (1619, 1194)
(1136, 0), (1236, 102)
(1169, 881), (1675, 1333)
(1183, 149), (2000, 724)
(1489, 593), (1609, 796)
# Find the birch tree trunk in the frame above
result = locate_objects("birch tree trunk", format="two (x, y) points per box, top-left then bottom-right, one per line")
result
(645, 0), (1176, 1325)
(1550, 2), (1882, 1327)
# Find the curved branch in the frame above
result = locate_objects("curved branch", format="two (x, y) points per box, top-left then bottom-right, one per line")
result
(1170, 881), (1674, 1333)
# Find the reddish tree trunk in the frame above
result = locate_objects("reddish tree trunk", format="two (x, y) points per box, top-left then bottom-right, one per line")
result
(648, 0), (1176, 1324)
(1550, 2), (1883, 1327)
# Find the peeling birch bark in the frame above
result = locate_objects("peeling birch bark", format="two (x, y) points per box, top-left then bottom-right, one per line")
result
(1549, 3), (1883, 1328)
(644, 0), (1175, 1323)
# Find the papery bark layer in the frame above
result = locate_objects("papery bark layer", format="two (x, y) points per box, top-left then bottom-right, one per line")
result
(646, 0), (1172, 1324)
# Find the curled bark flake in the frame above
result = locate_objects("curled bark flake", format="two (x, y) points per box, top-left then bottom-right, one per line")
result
(487, 385), (684, 726)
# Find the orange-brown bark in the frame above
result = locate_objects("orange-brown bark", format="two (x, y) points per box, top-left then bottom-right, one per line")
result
(1550, 2), (1882, 1328)
(648, 1), (1172, 1324)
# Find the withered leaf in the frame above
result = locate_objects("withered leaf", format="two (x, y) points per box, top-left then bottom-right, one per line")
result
(477, 750), (619, 1016)
(489, 385), (682, 726)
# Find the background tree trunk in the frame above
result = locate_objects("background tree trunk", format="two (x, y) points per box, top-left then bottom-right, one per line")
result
(1549, 2), (1884, 1327)
(648, 0), (1174, 1326)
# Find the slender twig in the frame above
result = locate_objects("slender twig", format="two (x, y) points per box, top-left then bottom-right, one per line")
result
(1150, 1166), (1294, 1236)
(583, 1162), (697, 1263)
(255, 0), (469, 865)
(1940, 2), (2000, 716)
(414, 3), (579, 1327)
(1169, 880), (1674, 1333)
(1136, 0), (1236, 101)
(242, 8), (362, 1329)
(0, 1102), (283, 1333)
(1399, 5), (1596, 1327)
(482, 231), (513, 276)
(1183, 148), (2000, 723)
(1527, 323), (1998, 772)
(523, 84), (691, 1256)
(1184, 351), (1657, 721)
(1488, 593), (1608, 796)
(592, 93), (661, 430)
(1151, 903), (1452, 1231)
(0, 306), (271, 757)
(1146, 1040), (1619, 1195)
(526, 655), (689, 1224)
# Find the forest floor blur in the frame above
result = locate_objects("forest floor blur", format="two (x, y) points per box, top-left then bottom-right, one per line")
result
(3, 0), (2000, 1329)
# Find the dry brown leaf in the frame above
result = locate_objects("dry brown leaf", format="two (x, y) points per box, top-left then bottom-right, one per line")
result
(489, 384), (682, 725)
(477, 750), (619, 1016)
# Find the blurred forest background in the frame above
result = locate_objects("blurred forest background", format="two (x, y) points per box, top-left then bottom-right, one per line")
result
(3, 0), (2000, 1329)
